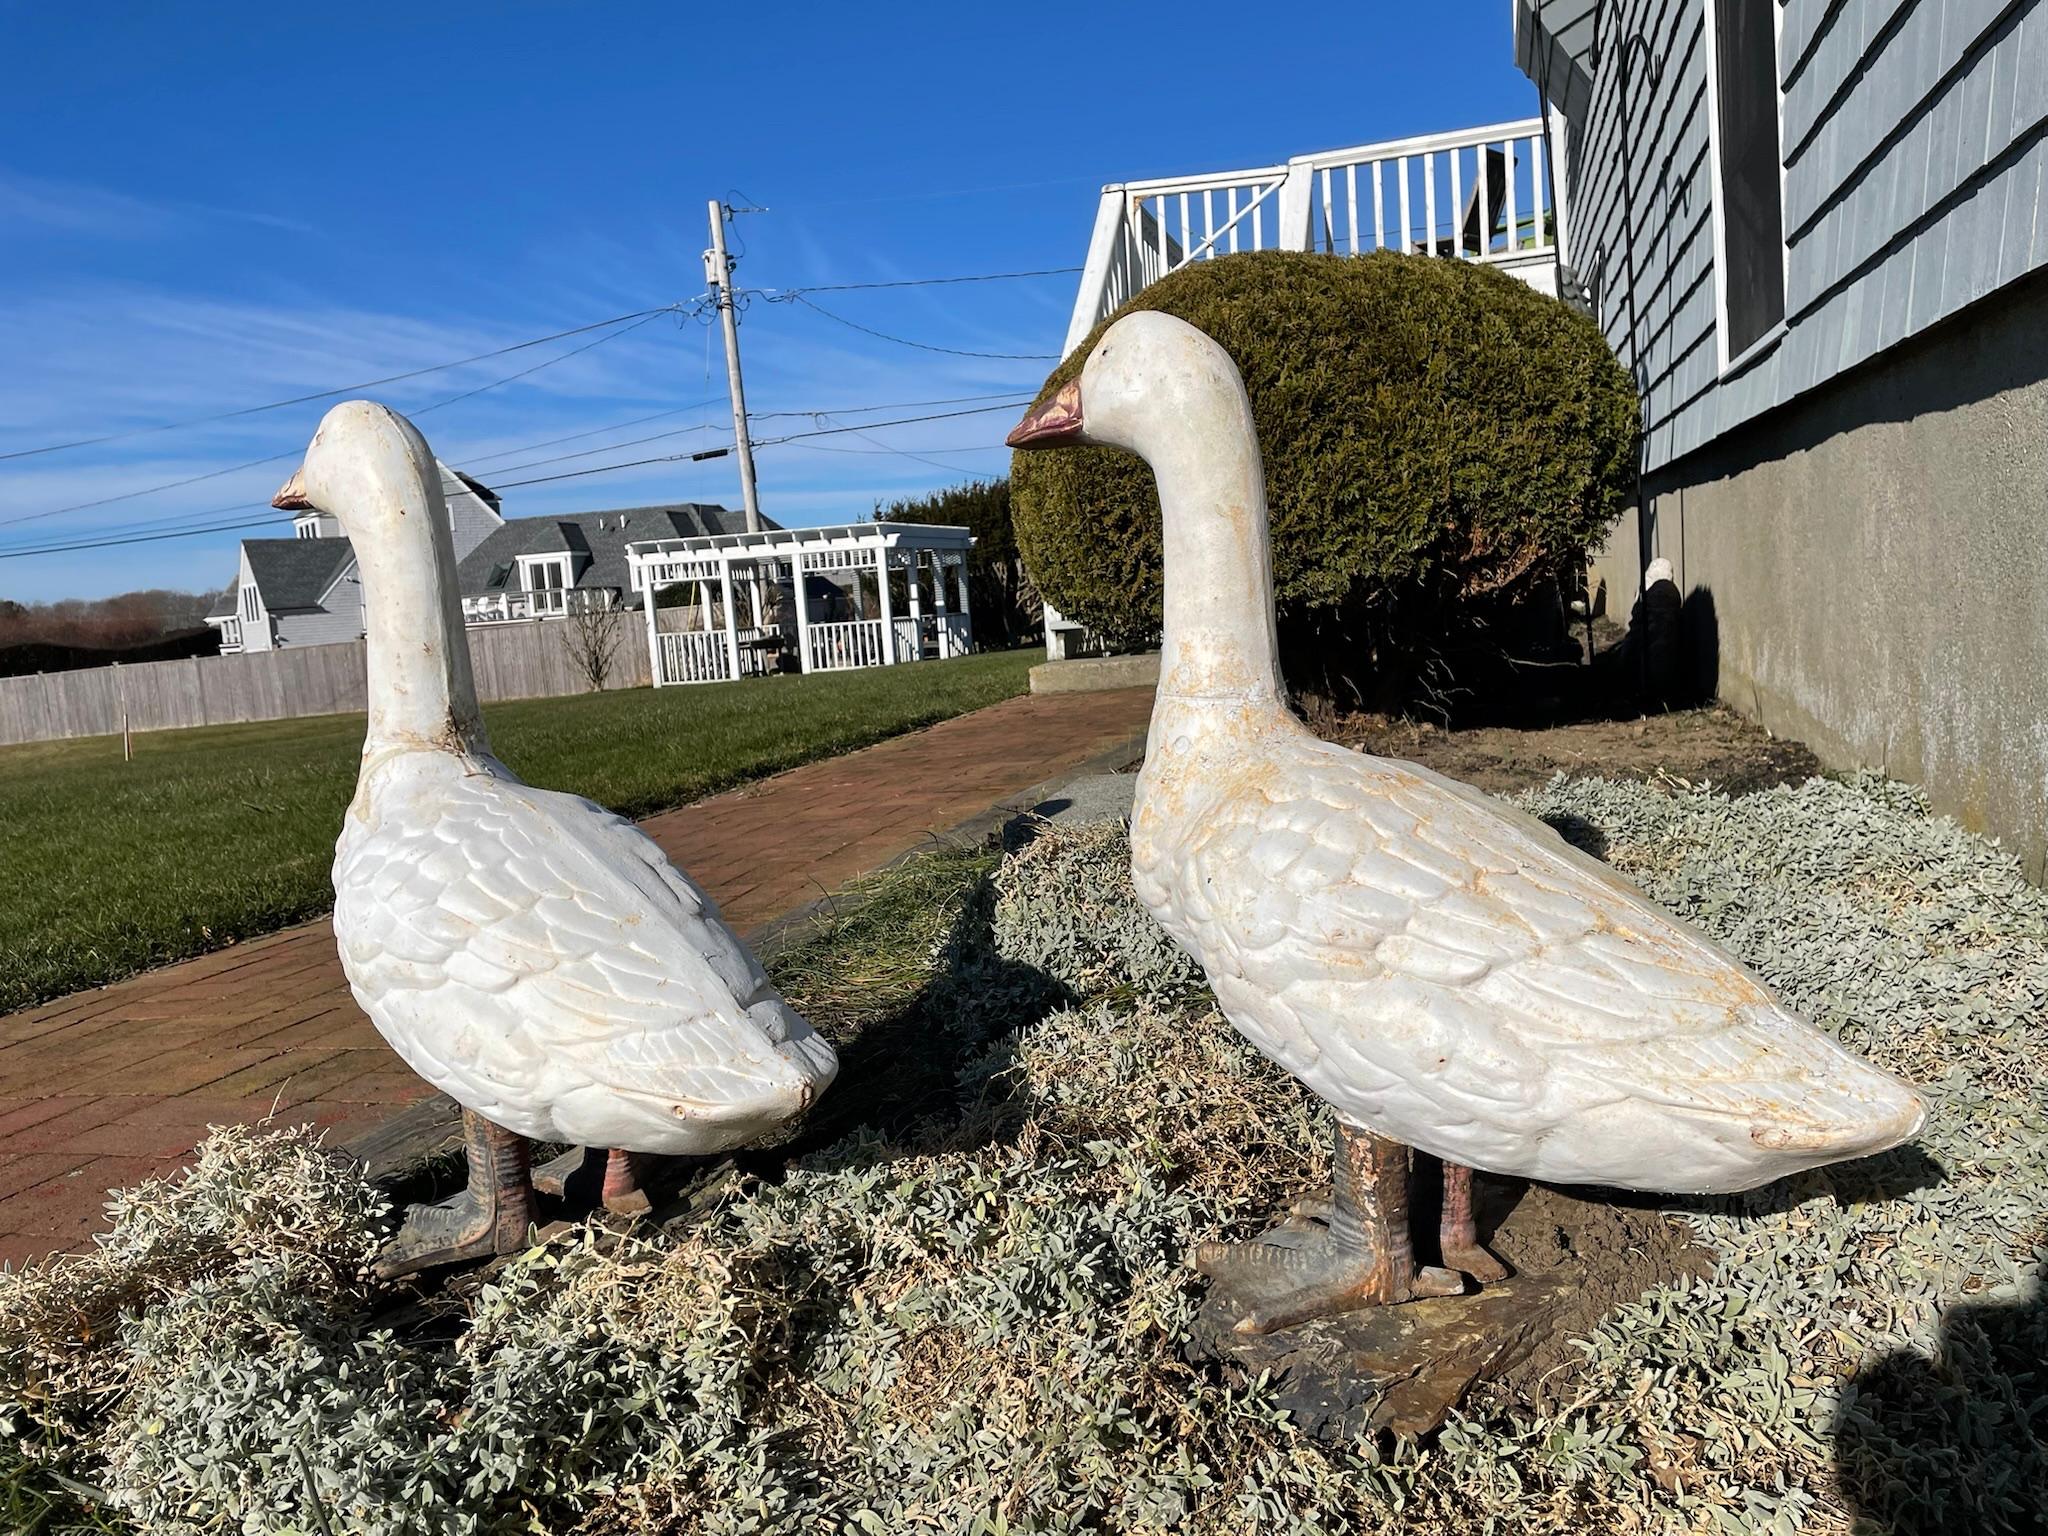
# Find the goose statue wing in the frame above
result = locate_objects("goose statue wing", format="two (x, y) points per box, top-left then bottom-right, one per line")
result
(1136, 733), (1921, 1192)
(335, 761), (832, 1150)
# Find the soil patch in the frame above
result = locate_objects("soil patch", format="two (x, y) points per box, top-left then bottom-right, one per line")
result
(1471, 1176), (1714, 1412)
(1187, 1169), (1712, 1440)
(1321, 704), (1822, 797)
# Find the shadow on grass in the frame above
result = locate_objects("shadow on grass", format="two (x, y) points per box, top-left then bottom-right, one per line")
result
(757, 845), (1073, 1170)
(1831, 1262), (2048, 1535)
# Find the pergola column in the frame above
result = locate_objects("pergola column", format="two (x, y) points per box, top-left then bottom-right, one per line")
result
(931, 556), (951, 657)
(906, 551), (924, 661)
(792, 553), (813, 672)
(640, 560), (663, 687)
(875, 542), (897, 664)
(951, 552), (972, 654)
(717, 554), (741, 681)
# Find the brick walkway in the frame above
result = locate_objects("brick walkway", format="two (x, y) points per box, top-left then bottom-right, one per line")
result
(0, 687), (1151, 1267)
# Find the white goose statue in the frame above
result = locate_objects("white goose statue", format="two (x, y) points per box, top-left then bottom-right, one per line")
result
(1008, 313), (1926, 1335)
(274, 401), (837, 1278)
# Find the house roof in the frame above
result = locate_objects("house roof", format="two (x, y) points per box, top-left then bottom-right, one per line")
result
(242, 539), (356, 611)
(456, 504), (768, 597)
(202, 583), (239, 623)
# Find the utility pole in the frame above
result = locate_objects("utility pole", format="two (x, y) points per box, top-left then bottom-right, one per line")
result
(704, 199), (762, 533)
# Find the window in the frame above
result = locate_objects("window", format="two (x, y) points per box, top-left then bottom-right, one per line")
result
(519, 555), (573, 614)
(1707, 0), (1786, 365)
(240, 584), (258, 622)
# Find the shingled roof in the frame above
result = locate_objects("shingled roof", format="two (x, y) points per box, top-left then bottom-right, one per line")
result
(456, 504), (770, 598)
(241, 539), (357, 611)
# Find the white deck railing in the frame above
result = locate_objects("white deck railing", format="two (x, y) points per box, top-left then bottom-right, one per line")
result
(892, 616), (924, 660)
(657, 629), (733, 686)
(1064, 117), (1565, 353)
(464, 588), (615, 626)
(887, 612), (974, 662)
(809, 618), (886, 672)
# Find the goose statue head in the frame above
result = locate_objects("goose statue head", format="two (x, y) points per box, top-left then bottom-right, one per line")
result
(272, 402), (838, 1280)
(274, 400), (487, 761)
(1010, 312), (1283, 712)
(1011, 313), (1925, 1335)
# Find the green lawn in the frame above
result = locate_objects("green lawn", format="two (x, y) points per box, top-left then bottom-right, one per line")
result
(0, 649), (1037, 1015)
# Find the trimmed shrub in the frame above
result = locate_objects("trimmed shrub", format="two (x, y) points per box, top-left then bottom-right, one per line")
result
(1010, 251), (1638, 696)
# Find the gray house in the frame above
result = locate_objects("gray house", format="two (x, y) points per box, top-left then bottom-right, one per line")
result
(457, 504), (770, 623)
(1517, 0), (2048, 876)
(206, 465), (504, 653)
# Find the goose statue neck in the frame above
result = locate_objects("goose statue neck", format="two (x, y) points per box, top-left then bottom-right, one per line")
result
(1011, 313), (1285, 716)
(274, 401), (488, 759)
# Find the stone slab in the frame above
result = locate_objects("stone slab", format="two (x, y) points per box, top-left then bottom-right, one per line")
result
(1029, 653), (1161, 695)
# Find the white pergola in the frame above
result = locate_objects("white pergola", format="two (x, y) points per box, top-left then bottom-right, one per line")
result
(626, 521), (977, 688)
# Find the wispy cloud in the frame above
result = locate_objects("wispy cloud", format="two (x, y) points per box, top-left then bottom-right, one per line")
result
(0, 168), (314, 240)
(0, 206), (1070, 601)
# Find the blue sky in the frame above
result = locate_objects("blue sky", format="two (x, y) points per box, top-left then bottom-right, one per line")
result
(0, 1), (1537, 602)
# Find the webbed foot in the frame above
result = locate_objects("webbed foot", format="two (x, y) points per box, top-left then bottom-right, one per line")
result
(1195, 1220), (1462, 1334)
(372, 1188), (530, 1280)
(372, 1110), (535, 1280)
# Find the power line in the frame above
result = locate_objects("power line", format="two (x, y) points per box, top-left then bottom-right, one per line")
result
(478, 421), (721, 478)
(0, 512), (284, 561)
(456, 397), (728, 467)
(746, 389), (1031, 421)
(777, 294), (1059, 361)
(0, 401), (1035, 561)
(751, 266), (1080, 297)
(0, 467), (507, 552)
(0, 303), (685, 464)
(405, 308), (679, 420)
(0, 310), (683, 532)
(788, 431), (1003, 478)
(0, 381), (1002, 539)
(477, 400), (1034, 491)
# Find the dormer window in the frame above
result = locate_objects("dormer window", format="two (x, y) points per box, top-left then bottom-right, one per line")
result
(518, 554), (574, 614)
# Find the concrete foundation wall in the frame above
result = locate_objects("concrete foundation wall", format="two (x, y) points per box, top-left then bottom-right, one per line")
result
(1628, 271), (2048, 879)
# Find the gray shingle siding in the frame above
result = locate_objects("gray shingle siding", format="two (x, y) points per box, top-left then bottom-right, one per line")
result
(1521, 0), (2048, 472)
(240, 540), (357, 611)
(444, 471), (505, 557)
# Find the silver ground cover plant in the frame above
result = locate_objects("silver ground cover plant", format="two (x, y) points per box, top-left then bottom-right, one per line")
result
(2, 775), (2041, 1534)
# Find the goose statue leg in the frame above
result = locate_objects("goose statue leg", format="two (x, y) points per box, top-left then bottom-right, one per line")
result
(600, 1149), (652, 1214)
(1288, 1160), (1511, 1288)
(531, 1146), (654, 1215)
(373, 1110), (537, 1280)
(1438, 1161), (1509, 1284)
(1196, 1120), (1463, 1334)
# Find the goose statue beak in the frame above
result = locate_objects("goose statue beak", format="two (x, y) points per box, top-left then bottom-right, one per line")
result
(1006, 379), (1084, 449)
(271, 468), (312, 511)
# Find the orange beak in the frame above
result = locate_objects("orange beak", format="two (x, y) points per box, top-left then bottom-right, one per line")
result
(271, 468), (311, 511)
(1005, 378), (1084, 448)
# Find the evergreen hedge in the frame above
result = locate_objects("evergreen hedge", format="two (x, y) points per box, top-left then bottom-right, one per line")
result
(1010, 250), (1638, 694)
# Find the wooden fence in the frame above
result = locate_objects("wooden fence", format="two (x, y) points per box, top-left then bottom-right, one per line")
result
(0, 616), (652, 747)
